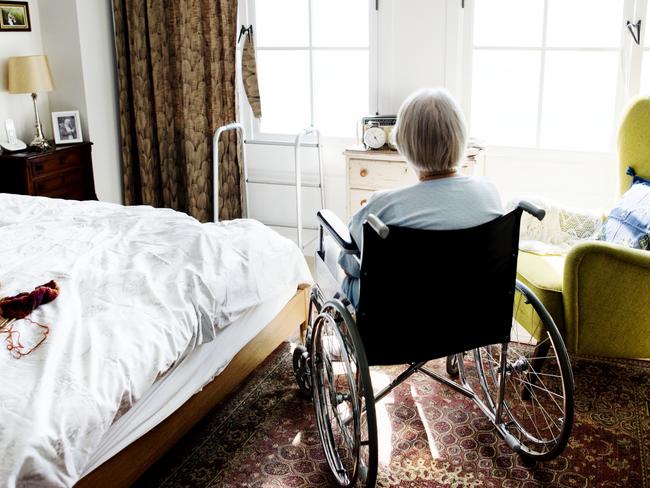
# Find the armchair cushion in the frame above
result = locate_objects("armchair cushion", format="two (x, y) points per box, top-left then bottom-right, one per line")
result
(516, 251), (566, 335)
(597, 175), (650, 250)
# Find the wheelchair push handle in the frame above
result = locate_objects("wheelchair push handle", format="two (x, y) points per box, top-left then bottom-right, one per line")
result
(365, 214), (390, 239)
(516, 201), (546, 221)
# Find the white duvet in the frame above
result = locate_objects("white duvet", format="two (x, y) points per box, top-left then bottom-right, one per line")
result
(0, 194), (311, 487)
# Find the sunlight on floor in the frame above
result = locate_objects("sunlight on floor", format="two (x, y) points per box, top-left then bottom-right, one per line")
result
(291, 432), (302, 446)
(369, 370), (395, 467)
(412, 385), (441, 460)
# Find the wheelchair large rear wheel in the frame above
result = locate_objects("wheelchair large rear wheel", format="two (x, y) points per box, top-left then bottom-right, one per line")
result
(473, 281), (574, 461)
(310, 300), (378, 487)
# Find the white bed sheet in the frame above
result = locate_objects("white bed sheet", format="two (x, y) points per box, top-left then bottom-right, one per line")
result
(80, 285), (297, 476)
(0, 194), (312, 487)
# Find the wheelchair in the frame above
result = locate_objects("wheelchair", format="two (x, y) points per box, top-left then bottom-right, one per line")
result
(292, 202), (575, 487)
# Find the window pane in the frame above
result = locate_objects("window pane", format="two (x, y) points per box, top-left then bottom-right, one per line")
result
(540, 51), (618, 151)
(312, 0), (369, 47)
(312, 50), (369, 137)
(257, 51), (311, 134)
(255, 0), (309, 47)
(641, 52), (650, 95)
(473, 0), (544, 47)
(470, 50), (541, 147)
(546, 0), (624, 48)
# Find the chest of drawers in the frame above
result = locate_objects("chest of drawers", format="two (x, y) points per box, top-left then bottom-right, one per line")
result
(344, 146), (485, 218)
(0, 142), (96, 200)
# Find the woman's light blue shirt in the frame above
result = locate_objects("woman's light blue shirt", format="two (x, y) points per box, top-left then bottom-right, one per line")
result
(338, 175), (503, 307)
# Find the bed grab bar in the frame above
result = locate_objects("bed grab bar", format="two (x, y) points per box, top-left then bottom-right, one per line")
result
(213, 122), (249, 222)
(213, 124), (326, 250)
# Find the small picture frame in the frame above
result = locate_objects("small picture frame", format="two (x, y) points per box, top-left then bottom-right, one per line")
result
(52, 111), (83, 144)
(0, 1), (30, 31)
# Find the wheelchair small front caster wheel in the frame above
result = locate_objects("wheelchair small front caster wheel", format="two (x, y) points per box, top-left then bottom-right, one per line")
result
(292, 345), (312, 398)
(446, 354), (459, 377)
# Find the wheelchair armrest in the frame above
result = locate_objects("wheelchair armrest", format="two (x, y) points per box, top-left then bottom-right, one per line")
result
(317, 209), (359, 254)
(516, 200), (546, 221)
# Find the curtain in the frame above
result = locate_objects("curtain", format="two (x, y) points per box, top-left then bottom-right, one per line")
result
(112, 0), (241, 222)
(241, 30), (262, 118)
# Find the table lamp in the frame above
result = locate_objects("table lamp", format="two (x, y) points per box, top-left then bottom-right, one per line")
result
(7, 55), (55, 151)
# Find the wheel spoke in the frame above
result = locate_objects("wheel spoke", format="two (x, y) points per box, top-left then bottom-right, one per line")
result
(473, 283), (574, 461)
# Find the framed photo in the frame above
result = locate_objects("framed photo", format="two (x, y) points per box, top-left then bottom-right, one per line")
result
(52, 111), (83, 144)
(0, 2), (30, 31)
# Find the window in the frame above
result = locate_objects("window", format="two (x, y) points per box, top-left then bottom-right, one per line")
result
(244, 0), (373, 139)
(641, 11), (650, 93)
(466, 0), (646, 153)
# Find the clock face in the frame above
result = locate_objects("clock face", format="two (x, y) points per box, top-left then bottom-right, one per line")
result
(364, 126), (386, 149)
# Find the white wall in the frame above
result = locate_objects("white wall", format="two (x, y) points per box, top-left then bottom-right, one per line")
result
(39, 0), (122, 204)
(377, 0), (449, 114)
(0, 0), (51, 143)
(74, 0), (122, 204)
(39, 0), (87, 136)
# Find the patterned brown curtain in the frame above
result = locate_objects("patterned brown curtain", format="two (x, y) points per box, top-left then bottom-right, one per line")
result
(112, 0), (241, 221)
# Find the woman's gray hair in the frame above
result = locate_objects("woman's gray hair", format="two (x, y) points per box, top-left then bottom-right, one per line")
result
(394, 88), (467, 174)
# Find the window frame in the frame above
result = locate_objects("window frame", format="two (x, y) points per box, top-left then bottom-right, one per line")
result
(238, 0), (378, 143)
(460, 0), (647, 156)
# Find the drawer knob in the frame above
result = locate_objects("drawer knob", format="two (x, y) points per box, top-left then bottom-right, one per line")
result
(359, 169), (368, 177)
(360, 199), (367, 206)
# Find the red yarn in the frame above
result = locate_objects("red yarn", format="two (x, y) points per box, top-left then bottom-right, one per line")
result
(0, 281), (59, 358)
(0, 281), (60, 320)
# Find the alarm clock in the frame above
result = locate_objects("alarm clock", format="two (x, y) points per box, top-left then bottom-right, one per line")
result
(363, 122), (386, 149)
(361, 115), (397, 150)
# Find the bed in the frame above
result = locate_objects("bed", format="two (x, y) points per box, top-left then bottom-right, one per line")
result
(0, 193), (312, 488)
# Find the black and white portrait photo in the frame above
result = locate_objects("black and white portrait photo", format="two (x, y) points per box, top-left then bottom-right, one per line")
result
(58, 116), (78, 140)
(52, 111), (83, 144)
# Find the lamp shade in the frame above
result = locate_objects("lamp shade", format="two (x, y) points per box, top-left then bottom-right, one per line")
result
(7, 55), (55, 94)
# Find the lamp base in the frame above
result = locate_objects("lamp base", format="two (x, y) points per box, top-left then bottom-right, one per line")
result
(29, 93), (52, 151)
(29, 134), (52, 151)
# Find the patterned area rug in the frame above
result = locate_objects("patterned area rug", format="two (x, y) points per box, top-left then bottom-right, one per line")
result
(135, 343), (650, 488)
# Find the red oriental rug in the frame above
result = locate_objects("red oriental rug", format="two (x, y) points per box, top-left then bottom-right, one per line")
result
(136, 343), (650, 488)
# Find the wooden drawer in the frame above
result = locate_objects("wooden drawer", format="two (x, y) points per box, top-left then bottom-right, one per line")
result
(348, 158), (416, 190)
(349, 189), (374, 216)
(33, 169), (84, 197)
(29, 149), (83, 178)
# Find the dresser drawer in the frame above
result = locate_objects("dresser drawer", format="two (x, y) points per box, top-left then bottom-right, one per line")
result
(33, 169), (85, 197)
(349, 189), (374, 216)
(29, 150), (83, 178)
(348, 158), (416, 190)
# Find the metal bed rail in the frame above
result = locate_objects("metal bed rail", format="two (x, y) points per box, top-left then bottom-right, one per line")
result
(213, 123), (326, 250)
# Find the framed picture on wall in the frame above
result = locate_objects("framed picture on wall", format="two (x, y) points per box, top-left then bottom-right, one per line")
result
(52, 111), (83, 144)
(0, 1), (30, 31)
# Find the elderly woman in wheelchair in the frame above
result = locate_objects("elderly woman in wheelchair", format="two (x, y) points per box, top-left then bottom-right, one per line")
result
(292, 88), (574, 487)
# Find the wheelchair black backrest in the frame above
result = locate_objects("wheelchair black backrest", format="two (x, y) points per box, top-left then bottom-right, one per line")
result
(356, 208), (524, 366)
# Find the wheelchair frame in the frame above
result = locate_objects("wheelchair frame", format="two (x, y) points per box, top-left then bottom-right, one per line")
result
(293, 203), (574, 488)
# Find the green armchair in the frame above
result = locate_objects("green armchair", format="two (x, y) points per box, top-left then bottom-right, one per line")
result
(516, 96), (650, 359)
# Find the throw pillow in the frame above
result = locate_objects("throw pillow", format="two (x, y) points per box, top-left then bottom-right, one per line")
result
(627, 165), (650, 186)
(597, 167), (650, 249)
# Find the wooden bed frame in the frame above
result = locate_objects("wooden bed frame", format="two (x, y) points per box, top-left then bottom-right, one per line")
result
(76, 285), (310, 488)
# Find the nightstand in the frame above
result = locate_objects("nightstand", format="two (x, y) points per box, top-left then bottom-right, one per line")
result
(0, 142), (96, 200)
(344, 146), (486, 218)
